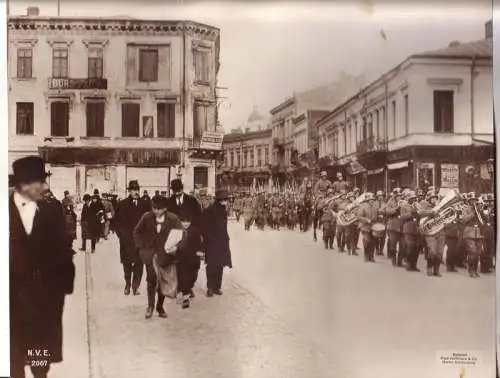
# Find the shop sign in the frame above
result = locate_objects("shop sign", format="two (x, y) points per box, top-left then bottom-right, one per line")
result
(479, 164), (491, 180)
(200, 131), (224, 150)
(48, 78), (108, 90)
(440, 164), (459, 188)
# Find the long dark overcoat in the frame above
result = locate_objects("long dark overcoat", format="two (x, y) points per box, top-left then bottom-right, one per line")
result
(9, 195), (75, 367)
(115, 196), (151, 264)
(200, 202), (232, 268)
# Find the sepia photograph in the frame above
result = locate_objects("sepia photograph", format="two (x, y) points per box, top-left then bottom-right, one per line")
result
(4, 0), (496, 377)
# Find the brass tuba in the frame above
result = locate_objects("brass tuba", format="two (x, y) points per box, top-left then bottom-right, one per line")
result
(419, 189), (463, 236)
(337, 193), (366, 226)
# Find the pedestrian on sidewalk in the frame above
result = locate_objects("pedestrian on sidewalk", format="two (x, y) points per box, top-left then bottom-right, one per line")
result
(176, 210), (203, 308)
(115, 180), (151, 295)
(200, 189), (232, 297)
(134, 196), (183, 319)
(9, 156), (75, 378)
(80, 194), (100, 253)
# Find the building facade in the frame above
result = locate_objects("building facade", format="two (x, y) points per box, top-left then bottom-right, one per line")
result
(270, 75), (365, 185)
(218, 128), (272, 192)
(8, 12), (222, 200)
(317, 22), (494, 194)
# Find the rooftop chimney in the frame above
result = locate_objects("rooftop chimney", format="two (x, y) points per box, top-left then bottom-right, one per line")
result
(485, 19), (492, 39)
(27, 6), (39, 16)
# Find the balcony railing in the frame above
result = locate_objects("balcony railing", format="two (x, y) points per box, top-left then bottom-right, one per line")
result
(356, 136), (387, 154)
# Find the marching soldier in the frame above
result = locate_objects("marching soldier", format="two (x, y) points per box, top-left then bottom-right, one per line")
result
(374, 190), (387, 256)
(345, 192), (360, 256)
(385, 188), (402, 264)
(460, 192), (484, 278)
(358, 193), (379, 262)
(480, 193), (495, 273)
(399, 190), (420, 272)
(332, 172), (350, 193)
(335, 190), (348, 253)
(314, 171), (332, 197)
(418, 188), (444, 277)
(444, 206), (460, 273)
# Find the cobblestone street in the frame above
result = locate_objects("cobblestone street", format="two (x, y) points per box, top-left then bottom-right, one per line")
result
(52, 221), (495, 378)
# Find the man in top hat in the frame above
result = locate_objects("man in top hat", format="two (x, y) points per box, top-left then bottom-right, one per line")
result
(200, 189), (232, 297)
(9, 156), (75, 378)
(167, 179), (202, 228)
(314, 171), (332, 197)
(114, 180), (151, 295)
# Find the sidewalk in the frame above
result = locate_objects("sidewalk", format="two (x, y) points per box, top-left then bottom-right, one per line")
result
(49, 251), (90, 378)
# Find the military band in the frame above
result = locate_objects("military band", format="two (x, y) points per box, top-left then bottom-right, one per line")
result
(229, 170), (495, 278)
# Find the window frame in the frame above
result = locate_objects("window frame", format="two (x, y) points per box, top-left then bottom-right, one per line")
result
(433, 90), (454, 133)
(16, 102), (34, 135)
(87, 46), (104, 79)
(50, 100), (70, 137)
(85, 100), (105, 137)
(121, 102), (141, 137)
(17, 48), (33, 79)
(138, 48), (159, 82)
(52, 48), (69, 79)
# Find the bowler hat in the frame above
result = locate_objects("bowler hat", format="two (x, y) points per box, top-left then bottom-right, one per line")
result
(127, 180), (140, 191)
(11, 156), (51, 184)
(83, 194), (91, 201)
(152, 195), (168, 209)
(215, 189), (229, 200)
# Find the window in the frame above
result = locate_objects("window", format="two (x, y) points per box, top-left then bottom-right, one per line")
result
(264, 148), (269, 165)
(433, 90), (453, 133)
(380, 106), (385, 139)
(193, 103), (209, 146)
(243, 149), (248, 167)
(249, 149), (254, 167)
(193, 166), (208, 189)
(375, 110), (380, 138)
(88, 47), (103, 79)
(230, 151), (234, 167)
(404, 95), (409, 135)
(52, 48), (68, 78)
(139, 48), (159, 82)
(86, 101), (105, 137)
(236, 151), (241, 167)
(194, 49), (210, 83)
(121, 103), (140, 137)
(17, 48), (32, 78)
(354, 120), (358, 144)
(392, 100), (396, 139)
(50, 101), (69, 136)
(157, 103), (175, 138)
(362, 117), (367, 141)
(257, 147), (262, 167)
(16, 102), (34, 135)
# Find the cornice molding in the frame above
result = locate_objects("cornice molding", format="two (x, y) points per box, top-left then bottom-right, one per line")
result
(46, 39), (74, 47)
(12, 38), (38, 47)
(8, 18), (219, 41)
(82, 39), (109, 48)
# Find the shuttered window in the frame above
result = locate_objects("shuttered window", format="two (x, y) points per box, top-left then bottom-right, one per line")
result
(433, 90), (454, 133)
(194, 49), (210, 82)
(88, 47), (103, 79)
(139, 49), (158, 82)
(51, 101), (69, 136)
(157, 103), (175, 138)
(16, 102), (34, 135)
(17, 48), (32, 78)
(121, 103), (140, 137)
(52, 48), (68, 78)
(86, 102), (105, 137)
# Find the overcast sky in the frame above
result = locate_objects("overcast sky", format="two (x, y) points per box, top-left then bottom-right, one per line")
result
(9, 0), (492, 129)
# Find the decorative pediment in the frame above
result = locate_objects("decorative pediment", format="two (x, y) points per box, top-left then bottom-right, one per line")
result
(82, 39), (109, 48)
(12, 38), (38, 47)
(46, 39), (74, 48)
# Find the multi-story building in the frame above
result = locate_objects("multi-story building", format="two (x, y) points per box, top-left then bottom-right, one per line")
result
(8, 8), (222, 200)
(270, 74), (365, 185)
(316, 21), (494, 193)
(218, 127), (272, 192)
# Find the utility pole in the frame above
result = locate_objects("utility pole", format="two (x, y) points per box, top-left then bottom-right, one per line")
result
(57, 0), (60, 16)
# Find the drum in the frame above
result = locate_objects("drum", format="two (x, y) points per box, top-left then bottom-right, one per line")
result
(371, 222), (386, 239)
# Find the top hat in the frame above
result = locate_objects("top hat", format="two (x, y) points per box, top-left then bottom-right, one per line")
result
(127, 180), (140, 191)
(11, 156), (51, 184)
(170, 179), (184, 193)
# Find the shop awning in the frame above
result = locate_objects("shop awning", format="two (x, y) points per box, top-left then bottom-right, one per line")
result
(367, 167), (384, 175)
(346, 160), (367, 175)
(387, 160), (409, 170)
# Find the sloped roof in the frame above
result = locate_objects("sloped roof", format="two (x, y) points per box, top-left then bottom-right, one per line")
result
(412, 39), (492, 59)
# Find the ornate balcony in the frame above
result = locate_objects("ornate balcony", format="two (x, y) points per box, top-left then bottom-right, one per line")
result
(356, 136), (387, 155)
